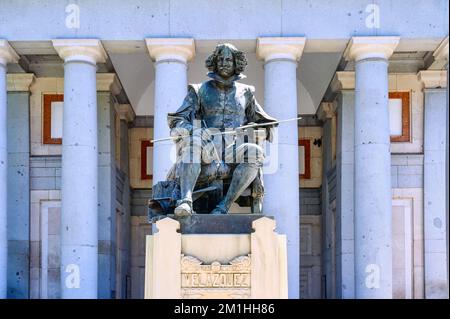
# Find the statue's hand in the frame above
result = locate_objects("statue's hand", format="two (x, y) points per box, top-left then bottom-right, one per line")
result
(235, 122), (255, 135)
(193, 128), (213, 142)
(170, 127), (190, 141)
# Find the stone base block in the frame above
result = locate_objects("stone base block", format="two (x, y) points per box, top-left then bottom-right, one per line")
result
(162, 214), (272, 234)
(145, 216), (287, 299)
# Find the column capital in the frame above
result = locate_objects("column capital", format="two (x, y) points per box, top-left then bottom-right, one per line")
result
(344, 36), (400, 62)
(331, 71), (355, 92)
(317, 102), (337, 121)
(433, 36), (449, 62)
(7, 73), (35, 92)
(115, 104), (135, 123)
(96, 73), (122, 95)
(256, 37), (306, 62)
(52, 39), (107, 65)
(417, 70), (447, 89)
(0, 40), (19, 66)
(145, 38), (195, 63)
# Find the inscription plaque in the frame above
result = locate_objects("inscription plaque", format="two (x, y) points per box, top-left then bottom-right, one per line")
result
(180, 255), (251, 299)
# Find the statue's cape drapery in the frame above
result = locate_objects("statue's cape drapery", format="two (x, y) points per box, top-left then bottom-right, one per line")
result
(167, 72), (278, 142)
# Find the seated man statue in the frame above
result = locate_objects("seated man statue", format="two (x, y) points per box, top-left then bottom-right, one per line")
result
(151, 43), (278, 218)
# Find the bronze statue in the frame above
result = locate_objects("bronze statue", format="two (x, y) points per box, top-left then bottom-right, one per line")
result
(148, 43), (278, 220)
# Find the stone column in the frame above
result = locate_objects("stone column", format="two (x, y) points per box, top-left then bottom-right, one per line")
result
(115, 103), (134, 298)
(331, 71), (356, 298)
(115, 104), (135, 173)
(0, 40), (19, 299)
(145, 38), (195, 183)
(318, 102), (337, 298)
(7, 74), (34, 299)
(52, 39), (107, 299)
(97, 74), (123, 298)
(418, 68), (449, 299)
(442, 38), (450, 301)
(345, 36), (399, 298)
(257, 37), (305, 299)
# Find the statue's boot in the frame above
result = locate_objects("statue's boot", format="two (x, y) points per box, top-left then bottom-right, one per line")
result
(174, 162), (201, 217)
(174, 200), (193, 217)
(211, 163), (259, 214)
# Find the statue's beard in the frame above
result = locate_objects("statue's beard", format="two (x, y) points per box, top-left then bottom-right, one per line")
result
(217, 67), (234, 78)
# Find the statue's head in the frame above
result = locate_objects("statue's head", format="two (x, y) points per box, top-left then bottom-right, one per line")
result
(205, 43), (247, 79)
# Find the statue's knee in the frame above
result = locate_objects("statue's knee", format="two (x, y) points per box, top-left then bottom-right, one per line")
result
(244, 143), (264, 166)
(179, 141), (203, 164)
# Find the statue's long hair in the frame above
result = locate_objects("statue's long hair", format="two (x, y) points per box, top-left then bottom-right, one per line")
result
(205, 43), (248, 75)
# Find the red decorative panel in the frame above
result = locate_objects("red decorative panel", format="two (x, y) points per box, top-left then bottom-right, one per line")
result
(43, 94), (63, 145)
(141, 140), (153, 180)
(389, 92), (411, 143)
(299, 139), (311, 180)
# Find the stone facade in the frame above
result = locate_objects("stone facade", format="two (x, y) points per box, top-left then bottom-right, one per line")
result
(0, 1), (448, 299)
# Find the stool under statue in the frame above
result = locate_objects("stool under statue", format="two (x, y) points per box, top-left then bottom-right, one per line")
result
(145, 43), (288, 299)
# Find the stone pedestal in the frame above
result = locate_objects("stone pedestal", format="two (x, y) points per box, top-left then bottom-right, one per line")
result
(144, 215), (288, 299)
